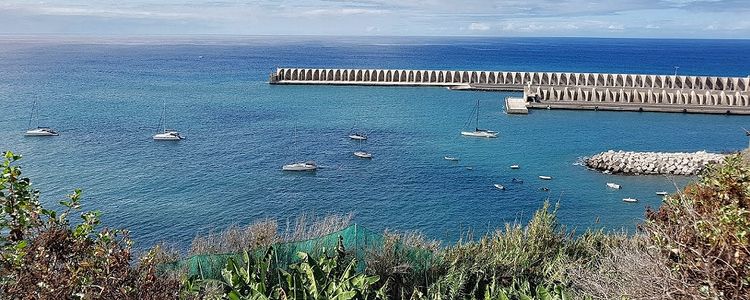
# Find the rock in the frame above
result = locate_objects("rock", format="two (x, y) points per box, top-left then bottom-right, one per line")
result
(585, 150), (726, 176)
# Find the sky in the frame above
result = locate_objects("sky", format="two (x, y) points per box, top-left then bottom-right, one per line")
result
(0, 0), (748, 38)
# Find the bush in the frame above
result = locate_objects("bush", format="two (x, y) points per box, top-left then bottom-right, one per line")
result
(0, 151), (180, 299)
(644, 154), (750, 299)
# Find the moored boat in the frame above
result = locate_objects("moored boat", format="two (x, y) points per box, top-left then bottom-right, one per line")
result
(282, 161), (317, 171)
(606, 182), (621, 189)
(25, 127), (59, 136)
(444, 156), (459, 161)
(510, 165), (520, 169)
(494, 184), (505, 190)
(623, 198), (638, 203)
(153, 130), (183, 141)
(656, 191), (669, 196)
(349, 133), (367, 140)
(461, 100), (498, 138)
(539, 175), (552, 180)
(354, 151), (372, 159)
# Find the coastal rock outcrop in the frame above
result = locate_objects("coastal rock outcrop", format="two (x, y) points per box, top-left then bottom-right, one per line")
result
(585, 150), (725, 176)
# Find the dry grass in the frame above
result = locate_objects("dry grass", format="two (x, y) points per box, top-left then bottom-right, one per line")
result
(189, 213), (353, 255)
(567, 235), (688, 299)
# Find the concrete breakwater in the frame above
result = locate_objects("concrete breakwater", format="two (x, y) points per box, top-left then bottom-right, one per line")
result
(586, 150), (725, 175)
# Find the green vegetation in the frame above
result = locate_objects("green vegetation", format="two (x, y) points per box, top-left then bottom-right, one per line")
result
(2, 150), (749, 299)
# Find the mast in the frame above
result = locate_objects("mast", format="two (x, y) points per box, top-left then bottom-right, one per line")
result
(28, 99), (36, 129)
(475, 100), (480, 130)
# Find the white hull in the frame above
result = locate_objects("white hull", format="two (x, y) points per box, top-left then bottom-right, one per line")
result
(539, 176), (552, 180)
(349, 134), (367, 140)
(606, 183), (621, 189)
(24, 128), (58, 136)
(656, 191), (669, 196)
(444, 156), (459, 161)
(494, 184), (505, 190)
(153, 131), (183, 141)
(510, 165), (520, 169)
(353, 151), (372, 159)
(623, 198), (638, 203)
(282, 162), (317, 171)
(461, 130), (497, 138)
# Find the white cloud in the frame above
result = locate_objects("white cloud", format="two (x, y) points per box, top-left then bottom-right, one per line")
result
(468, 22), (490, 31)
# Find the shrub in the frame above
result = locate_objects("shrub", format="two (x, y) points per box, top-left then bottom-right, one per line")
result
(0, 151), (180, 299)
(644, 154), (750, 299)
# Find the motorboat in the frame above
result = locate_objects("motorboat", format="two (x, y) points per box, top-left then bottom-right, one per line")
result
(461, 100), (498, 138)
(153, 130), (184, 141)
(25, 127), (59, 136)
(349, 133), (367, 140)
(623, 198), (638, 203)
(444, 156), (459, 161)
(606, 182), (621, 189)
(510, 165), (520, 169)
(282, 161), (317, 171)
(494, 184), (505, 190)
(354, 151), (372, 159)
(539, 175), (552, 180)
(656, 191), (669, 196)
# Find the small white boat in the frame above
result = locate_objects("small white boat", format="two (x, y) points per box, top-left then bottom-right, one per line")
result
(494, 184), (505, 190)
(623, 198), (638, 203)
(349, 133), (367, 140)
(353, 151), (372, 159)
(510, 165), (520, 169)
(25, 127), (59, 136)
(153, 130), (183, 141)
(465, 167), (474, 170)
(282, 161), (317, 171)
(538, 175), (552, 180)
(602, 170), (612, 174)
(606, 182), (621, 189)
(656, 191), (669, 196)
(444, 156), (459, 161)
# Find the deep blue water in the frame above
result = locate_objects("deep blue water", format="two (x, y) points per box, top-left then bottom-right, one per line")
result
(1, 36), (749, 249)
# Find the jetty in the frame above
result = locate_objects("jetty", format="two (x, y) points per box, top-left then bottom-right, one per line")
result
(270, 68), (750, 114)
(586, 150), (725, 175)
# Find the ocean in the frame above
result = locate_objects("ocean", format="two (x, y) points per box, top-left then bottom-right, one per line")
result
(1, 36), (749, 249)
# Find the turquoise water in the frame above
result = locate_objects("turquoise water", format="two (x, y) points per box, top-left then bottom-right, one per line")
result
(0, 37), (748, 248)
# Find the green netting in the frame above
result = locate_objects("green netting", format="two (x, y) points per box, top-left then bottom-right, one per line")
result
(164, 224), (388, 280)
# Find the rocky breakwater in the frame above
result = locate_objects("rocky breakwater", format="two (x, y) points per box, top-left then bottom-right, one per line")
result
(586, 150), (725, 175)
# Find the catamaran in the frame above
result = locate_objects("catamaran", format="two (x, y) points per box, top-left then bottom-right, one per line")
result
(461, 100), (497, 138)
(153, 100), (183, 141)
(24, 99), (58, 136)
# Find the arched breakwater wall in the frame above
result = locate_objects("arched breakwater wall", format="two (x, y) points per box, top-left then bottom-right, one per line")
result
(585, 150), (725, 176)
(270, 67), (750, 114)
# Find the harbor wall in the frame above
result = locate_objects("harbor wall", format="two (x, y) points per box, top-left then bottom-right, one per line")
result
(270, 67), (750, 114)
(586, 150), (725, 176)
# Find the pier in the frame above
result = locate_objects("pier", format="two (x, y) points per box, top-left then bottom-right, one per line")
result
(270, 68), (750, 114)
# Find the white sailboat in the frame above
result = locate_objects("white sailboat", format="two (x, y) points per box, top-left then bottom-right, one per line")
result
(153, 100), (183, 141)
(283, 127), (318, 172)
(24, 99), (58, 136)
(461, 100), (497, 138)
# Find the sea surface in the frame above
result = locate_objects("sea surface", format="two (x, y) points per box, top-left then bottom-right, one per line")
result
(1, 36), (749, 249)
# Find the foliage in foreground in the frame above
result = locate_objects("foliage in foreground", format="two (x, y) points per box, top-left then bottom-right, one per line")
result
(644, 154), (750, 299)
(186, 238), (385, 300)
(5, 149), (750, 299)
(0, 151), (180, 299)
